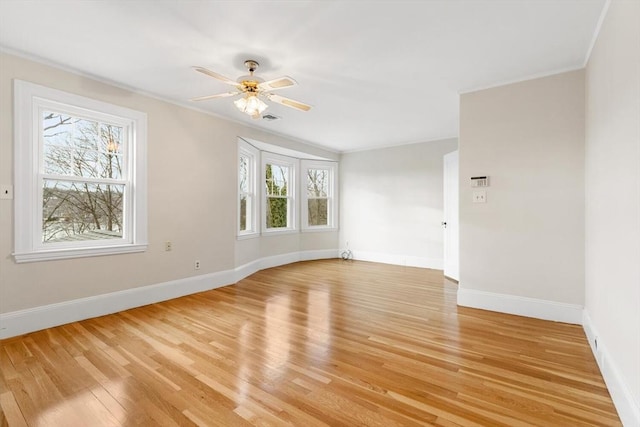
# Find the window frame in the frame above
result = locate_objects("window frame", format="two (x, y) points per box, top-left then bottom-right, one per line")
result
(262, 152), (297, 234)
(237, 139), (259, 238)
(301, 160), (338, 231)
(13, 80), (148, 263)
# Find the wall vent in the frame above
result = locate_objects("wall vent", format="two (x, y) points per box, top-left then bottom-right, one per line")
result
(262, 114), (281, 121)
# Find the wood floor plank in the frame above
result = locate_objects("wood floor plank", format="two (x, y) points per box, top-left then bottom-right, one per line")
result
(0, 391), (28, 427)
(0, 260), (621, 426)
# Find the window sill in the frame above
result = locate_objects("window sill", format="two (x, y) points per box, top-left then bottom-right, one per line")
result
(261, 228), (298, 236)
(237, 232), (260, 241)
(13, 244), (148, 263)
(301, 227), (338, 233)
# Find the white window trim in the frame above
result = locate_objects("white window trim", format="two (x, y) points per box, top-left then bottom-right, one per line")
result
(13, 80), (148, 263)
(262, 152), (297, 235)
(301, 160), (338, 231)
(238, 139), (259, 239)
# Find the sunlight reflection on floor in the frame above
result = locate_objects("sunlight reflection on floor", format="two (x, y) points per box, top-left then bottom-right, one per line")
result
(307, 289), (331, 356)
(264, 294), (291, 375)
(38, 381), (125, 426)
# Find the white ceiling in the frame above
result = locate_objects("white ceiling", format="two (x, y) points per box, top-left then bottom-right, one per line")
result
(0, 0), (606, 153)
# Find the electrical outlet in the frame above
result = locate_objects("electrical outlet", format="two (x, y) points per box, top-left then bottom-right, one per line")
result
(472, 190), (487, 203)
(165, 241), (172, 251)
(194, 260), (201, 270)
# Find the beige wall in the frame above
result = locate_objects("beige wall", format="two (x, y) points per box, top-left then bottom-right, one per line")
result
(0, 52), (338, 314)
(339, 139), (458, 268)
(585, 0), (640, 415)
(459, 70), (585, 305)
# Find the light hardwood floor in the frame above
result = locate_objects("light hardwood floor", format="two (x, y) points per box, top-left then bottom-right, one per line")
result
(0, 260), (620, 426)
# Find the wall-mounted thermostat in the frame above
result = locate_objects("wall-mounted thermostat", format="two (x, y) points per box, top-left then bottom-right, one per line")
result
(471, 176), (489, 187)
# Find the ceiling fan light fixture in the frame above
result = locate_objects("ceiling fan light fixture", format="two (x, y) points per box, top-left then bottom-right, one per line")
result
(234, 94), (268, 116)
(193, 61), (311, 114)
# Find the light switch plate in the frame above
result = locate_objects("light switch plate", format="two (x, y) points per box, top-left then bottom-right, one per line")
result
(0, 185), (13, 200)
(472, 190), (486, 203)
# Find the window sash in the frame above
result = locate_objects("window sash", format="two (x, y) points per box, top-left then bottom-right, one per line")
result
(262, 154), (296, 232)
(39, 178), (131, 248)
(266, 196), (291, 229)
(40, 108), (129, 181)
(301, 161), (337, 230)
(35, 106), (133, 249)
(238, 142), (259, 236)
(307, 197), (330, 227)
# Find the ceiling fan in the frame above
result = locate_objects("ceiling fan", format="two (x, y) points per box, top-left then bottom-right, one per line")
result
(191, 60), (311, 119)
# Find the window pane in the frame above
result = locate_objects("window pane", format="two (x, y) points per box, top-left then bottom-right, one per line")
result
(239, 156), (249, 192)
(307, 169), (328, 197)
(308, 198), (328, 226)
(240, 195), (247, 231)
(43, 111), (123, 179)
(265, 164), (288, 196)
(266, 197), (288, 228)
(43, 179), (124, 243)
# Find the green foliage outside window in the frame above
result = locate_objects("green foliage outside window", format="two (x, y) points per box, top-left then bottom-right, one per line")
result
(267, 197), (288, 228)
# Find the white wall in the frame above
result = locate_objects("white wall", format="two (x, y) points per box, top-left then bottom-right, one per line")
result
(584, 0), (640, 424)
(0, 52), (338, 322)
(339, 139), (457, 269)
(458, 70), (586, 323)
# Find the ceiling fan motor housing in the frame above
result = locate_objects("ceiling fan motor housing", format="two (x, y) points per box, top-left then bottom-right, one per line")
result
(244, 60), (259, 73)
(237, 60), (264, 91)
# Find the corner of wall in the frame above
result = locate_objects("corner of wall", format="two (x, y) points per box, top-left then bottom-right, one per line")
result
(582, 310), (640, 426)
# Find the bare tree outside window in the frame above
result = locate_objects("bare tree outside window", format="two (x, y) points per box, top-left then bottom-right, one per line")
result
(307, 168), (329, 226)
(42, 112), (125, 243)
(239, 155), (249, 231)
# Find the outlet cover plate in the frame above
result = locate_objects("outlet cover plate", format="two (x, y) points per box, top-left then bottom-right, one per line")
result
(473, 190), (487, 203)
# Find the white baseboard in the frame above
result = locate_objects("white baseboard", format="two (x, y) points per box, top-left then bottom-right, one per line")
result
(583, 311), (640, 427)
(457, 287), (583, 324)
(233, 249), (339, 283)
(351, 250), (443, 270)
(0, 249), (338, 340)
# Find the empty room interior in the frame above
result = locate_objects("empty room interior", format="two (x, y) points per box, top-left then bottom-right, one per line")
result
(0, 1), (638, 426)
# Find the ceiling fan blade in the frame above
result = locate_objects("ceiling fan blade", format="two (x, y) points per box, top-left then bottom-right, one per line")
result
(190, 92), (239, 102)
(257, 76), (297, 92)
(266, 93), (312, 112)
(194, 66), (239, 86)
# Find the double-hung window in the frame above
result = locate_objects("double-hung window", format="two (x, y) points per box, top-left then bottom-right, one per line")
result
(263, 153), (296, 232)
(13, 80), (147, 262)
(301, 160), (338, 230)
(238, 140), (259, 236)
